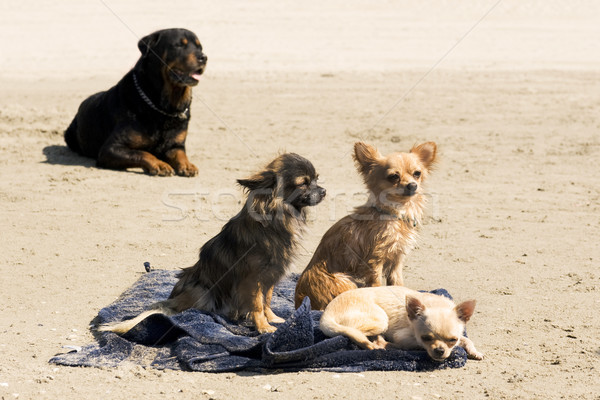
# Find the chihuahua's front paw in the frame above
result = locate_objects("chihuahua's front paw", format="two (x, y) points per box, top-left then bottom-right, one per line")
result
(468, 350), (485, 360)
(268, 315), (285, 324)
(461, 337), (484, 360)
(370, 335), (389, 350)
(264, 308), (285, 324)
(257, 324), (277, 334)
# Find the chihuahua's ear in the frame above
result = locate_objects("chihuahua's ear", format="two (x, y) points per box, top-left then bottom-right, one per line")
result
(353, 142), (383, 175)
(138, 31), (162, 56)
(455, 300), (476, 323)
(411, 142), (437, 170)
(237, 170), (277, 191)
(406, 296), (426, 321)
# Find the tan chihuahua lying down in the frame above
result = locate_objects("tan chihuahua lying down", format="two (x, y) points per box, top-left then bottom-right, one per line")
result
(319, 286), (484, 362)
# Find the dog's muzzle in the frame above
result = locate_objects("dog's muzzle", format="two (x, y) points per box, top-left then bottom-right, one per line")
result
(311, 187), (326, 205)
(404, 182), (418, 196)
(302, 186), (326, 206)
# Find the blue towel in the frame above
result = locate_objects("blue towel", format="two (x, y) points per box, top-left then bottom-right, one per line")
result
(50, 269), (468, 372)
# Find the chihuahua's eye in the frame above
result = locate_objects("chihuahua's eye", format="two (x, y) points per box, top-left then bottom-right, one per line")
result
(295, 177), (311, 189)
(387, 173), (400, 183)
(420, 335), (433, 342)
(413, 171), (422, 179)
(446, 338), (458, 345)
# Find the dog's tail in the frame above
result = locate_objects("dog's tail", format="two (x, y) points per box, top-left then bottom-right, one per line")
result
(319, 309), (376, 350)
(97, 285), (216, 335)
(295, 265), (357, 310)
(96, 301), (174, 335)
(64, 118), (81, 154)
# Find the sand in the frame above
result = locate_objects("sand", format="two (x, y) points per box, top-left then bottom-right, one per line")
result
(1, 1), (599, 399)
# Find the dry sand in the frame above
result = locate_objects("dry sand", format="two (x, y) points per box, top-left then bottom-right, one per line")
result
(1, 1), (599, 399)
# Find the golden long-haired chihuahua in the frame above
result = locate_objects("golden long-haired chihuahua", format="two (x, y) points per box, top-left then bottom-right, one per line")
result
(295, 141), (437, 310)
(101, 153), (326, 334)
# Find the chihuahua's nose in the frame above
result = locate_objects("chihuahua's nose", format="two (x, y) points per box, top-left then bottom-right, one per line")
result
(406, 182), (417, 193)
(319, 187), (326, 198)
(433, 347), (445, 358)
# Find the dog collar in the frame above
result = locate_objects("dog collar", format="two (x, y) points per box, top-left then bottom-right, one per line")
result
(132, 73), (190, 120)
(372, 204), (418, 227)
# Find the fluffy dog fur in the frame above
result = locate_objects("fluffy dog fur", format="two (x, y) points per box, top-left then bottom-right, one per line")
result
(100, 153), (326, 334)
(319, 286), (484, 361)
(65, 28), (207, 176)
(295, 141), (437, 310)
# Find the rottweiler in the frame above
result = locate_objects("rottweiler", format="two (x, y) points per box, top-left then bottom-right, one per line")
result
(65, 28), (207, 176)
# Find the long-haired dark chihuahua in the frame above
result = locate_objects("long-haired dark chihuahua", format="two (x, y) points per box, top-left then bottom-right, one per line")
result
(100, 153), (326, 333)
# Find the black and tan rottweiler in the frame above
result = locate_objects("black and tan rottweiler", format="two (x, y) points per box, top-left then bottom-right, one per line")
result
(65, 28), (207, 176)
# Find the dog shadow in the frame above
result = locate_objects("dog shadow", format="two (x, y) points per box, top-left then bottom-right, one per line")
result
(42, 145), (96, 168)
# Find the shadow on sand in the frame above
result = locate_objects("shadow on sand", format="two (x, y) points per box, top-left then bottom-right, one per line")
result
(42, 145), (149, 175)
(42, 145), (96, 168)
